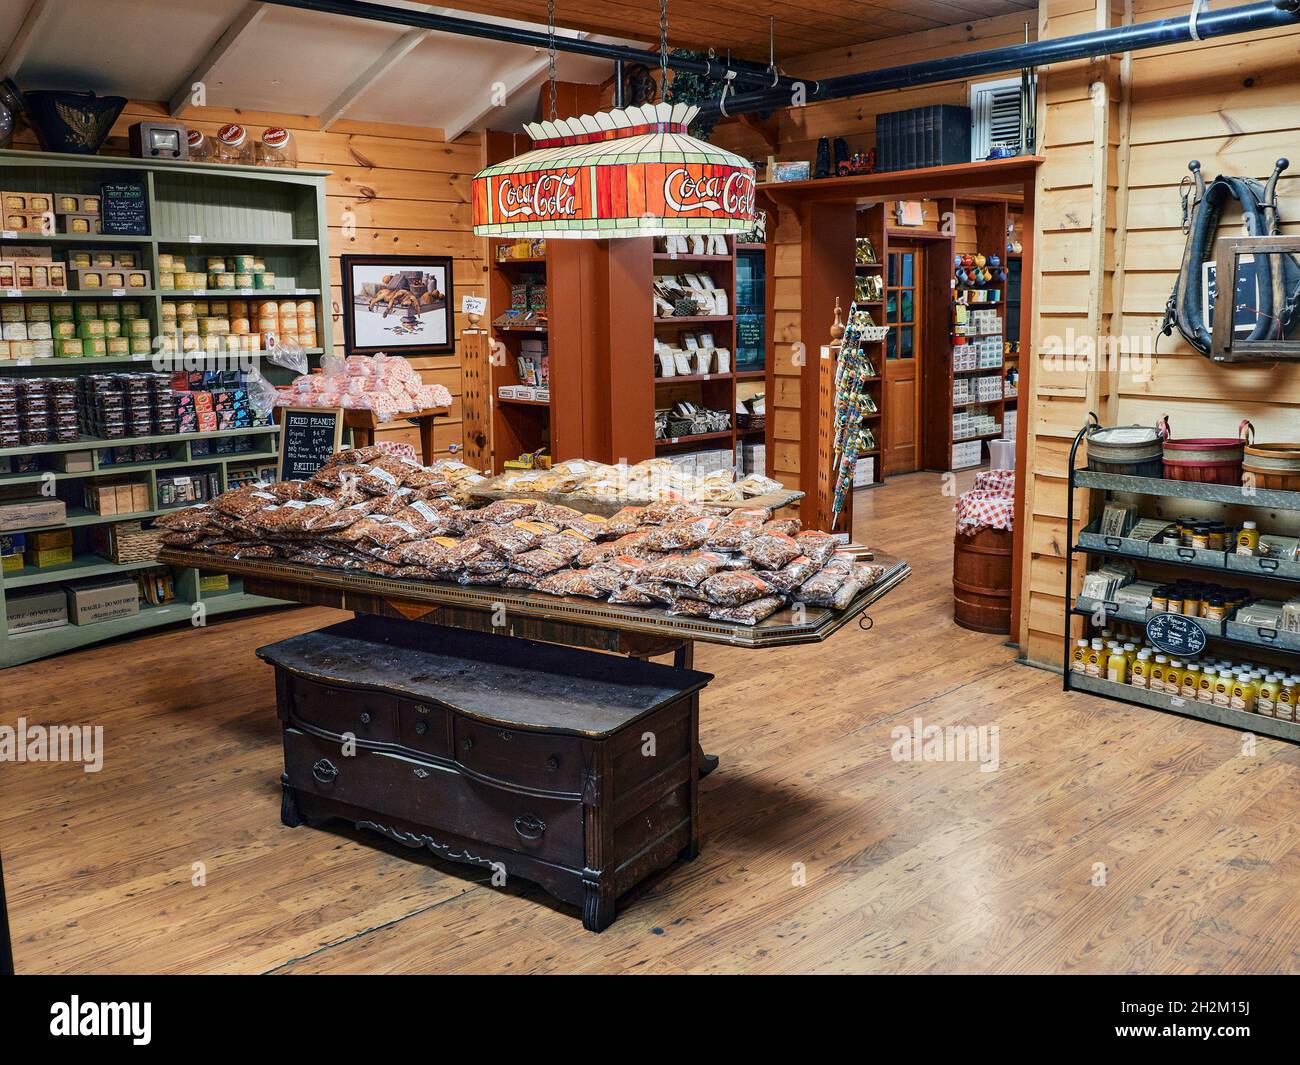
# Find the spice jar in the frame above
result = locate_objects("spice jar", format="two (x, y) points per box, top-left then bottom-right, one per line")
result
(1151, 586), (1170, 612)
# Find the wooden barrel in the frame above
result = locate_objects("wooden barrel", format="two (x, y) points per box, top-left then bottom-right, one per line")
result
(1243, 442), (1300, 491)
(953, 527), (1012, 634)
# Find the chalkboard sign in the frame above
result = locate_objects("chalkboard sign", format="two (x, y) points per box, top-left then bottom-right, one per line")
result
(736, 313), (764, 365)
(100, 180), (149, 236)
(278, 407), (343, 481)
(1145, 613), (1209, 658)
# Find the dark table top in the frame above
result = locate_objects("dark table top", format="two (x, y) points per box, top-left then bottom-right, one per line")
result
(257, 616), (713, 738)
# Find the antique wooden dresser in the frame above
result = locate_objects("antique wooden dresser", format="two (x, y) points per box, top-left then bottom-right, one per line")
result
(257, 617), (711, 931)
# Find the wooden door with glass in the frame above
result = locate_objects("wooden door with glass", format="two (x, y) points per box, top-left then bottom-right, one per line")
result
(884, 243), (923, 474)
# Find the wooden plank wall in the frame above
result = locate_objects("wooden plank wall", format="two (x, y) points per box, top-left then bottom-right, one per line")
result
(12, 101), (484, 461)
(1017, 0), (1300, 665)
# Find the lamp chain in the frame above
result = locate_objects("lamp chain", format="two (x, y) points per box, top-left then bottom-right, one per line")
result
(547, 0), (557, 120)
(659, 0), (670, 102)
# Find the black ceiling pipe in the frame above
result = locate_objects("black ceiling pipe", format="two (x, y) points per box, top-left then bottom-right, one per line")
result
(696, 0), (1300, 121)
(257, 0), (804, 91)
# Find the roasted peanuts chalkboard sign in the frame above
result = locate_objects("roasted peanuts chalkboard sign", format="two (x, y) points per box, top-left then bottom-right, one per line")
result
(278, 407), (343, 481)
(1145, 613), (1209, 659)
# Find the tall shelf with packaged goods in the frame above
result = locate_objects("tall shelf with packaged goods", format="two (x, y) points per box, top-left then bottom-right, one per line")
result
(1064, 422), (1300, 744)
(0, 148), (333, 667)
(947, 199), (1010, 471)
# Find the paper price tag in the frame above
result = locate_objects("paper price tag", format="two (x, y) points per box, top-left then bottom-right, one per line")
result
(6, 288), (20, 298)
(111, 288), (126, 297)
(188, 234), (203, 243)
(461, 294), (487, 316)
(1, 230), (16, 240)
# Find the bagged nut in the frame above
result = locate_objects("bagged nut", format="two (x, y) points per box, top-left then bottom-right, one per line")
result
(643, 515), (723, 552)
(701, 570), (775, 607)
(794, 530), (838, 567)
(742, 532), (801, 570)
(762, 518), (801, 537)
(763, 555), (820, 594)
(710, 595), (785, 625)
(794, 565), (864, 609)
(535, 568), (620, 599)
(640, 550), (728, 587)
(153, 503), (212, 530)
(475, 498), (539, 524)
(606, 506), (647, 536)
(511, 548), (570, 576)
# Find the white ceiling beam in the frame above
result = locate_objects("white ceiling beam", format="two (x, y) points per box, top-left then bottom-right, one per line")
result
(441, 32), (590, 143)
(0, 0), (53, 82)
(318, 28), (430, 131)
(168, 2), (267, 118)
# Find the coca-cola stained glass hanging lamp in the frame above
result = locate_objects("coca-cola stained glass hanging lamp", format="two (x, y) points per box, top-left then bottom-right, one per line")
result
(470, 0), (755, 239)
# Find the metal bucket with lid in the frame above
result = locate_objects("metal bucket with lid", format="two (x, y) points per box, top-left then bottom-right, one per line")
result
(1085, 418), (1165, 477)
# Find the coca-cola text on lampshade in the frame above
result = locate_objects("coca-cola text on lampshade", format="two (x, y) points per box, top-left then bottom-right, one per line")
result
(471, 103), (756, 239)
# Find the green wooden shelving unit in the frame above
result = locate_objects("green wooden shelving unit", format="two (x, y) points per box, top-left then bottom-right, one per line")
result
(0, 148), (333, 667)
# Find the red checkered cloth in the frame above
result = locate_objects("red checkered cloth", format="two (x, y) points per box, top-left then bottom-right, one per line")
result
(956, 469), (1015, 533)
(974, 469), (1015, 496)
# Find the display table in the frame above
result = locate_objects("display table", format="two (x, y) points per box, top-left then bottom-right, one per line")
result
(160, 546), (909, 927)
(259, 616), (711, 931)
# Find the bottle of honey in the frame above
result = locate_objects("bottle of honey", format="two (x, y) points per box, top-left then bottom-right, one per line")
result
(1229, 671), (1258, 713)
(1151, 655), (1168, 694)
(1257, 674), (1283, 717)
(1086, 639), (1104, 677)
(1197, 665), (1217, 703)
(1072, 639), (1089, 674)
(1213, 669), (1233, 707)
(1165, 659), (1184, 696)
(1106, 644), (1128, 684)
(1131, 650), (1152, 689)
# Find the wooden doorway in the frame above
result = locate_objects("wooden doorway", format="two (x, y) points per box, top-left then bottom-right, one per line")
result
(883, 242), (923, 474)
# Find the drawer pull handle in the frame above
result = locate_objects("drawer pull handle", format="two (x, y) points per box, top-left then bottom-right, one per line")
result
(545, 756), (560, 772)
(359, 712), (372, 725)
(497, 729), (513, 742)
(460, 736), (474, 751)
(414, 721), (428, 736)
(312, 759), (339, 784)
(514, 814), (546, 840)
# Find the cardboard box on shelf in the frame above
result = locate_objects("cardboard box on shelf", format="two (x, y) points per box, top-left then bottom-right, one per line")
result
(29, 529), (72, 552)
(65, 580), (141, 626)
(1, 552), (23, 573)
(7, 588), (69, 633)
(54, 451), (94, 473)
(31, 545), (73, 569)
(0, 497), (66, 531)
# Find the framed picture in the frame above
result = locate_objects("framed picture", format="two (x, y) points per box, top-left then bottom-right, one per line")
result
(341, 254), (455, 355)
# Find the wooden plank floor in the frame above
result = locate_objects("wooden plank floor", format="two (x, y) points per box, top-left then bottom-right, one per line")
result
(3, 470), (1300, 974)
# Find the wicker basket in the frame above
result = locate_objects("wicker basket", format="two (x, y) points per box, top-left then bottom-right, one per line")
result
(93, 520), (165, 564)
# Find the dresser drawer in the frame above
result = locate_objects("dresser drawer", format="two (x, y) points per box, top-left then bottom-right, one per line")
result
(283, 727), (585, 867)
(396, 699), (450, 759)
(452, 717), (588, 795)
(290, 676), (398, 743)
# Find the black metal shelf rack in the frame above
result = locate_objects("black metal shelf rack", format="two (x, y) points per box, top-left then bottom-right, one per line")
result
(1063, 416), (1300, 745)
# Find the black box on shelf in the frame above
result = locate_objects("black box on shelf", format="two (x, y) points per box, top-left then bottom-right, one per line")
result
(876, 105), (972, 172)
